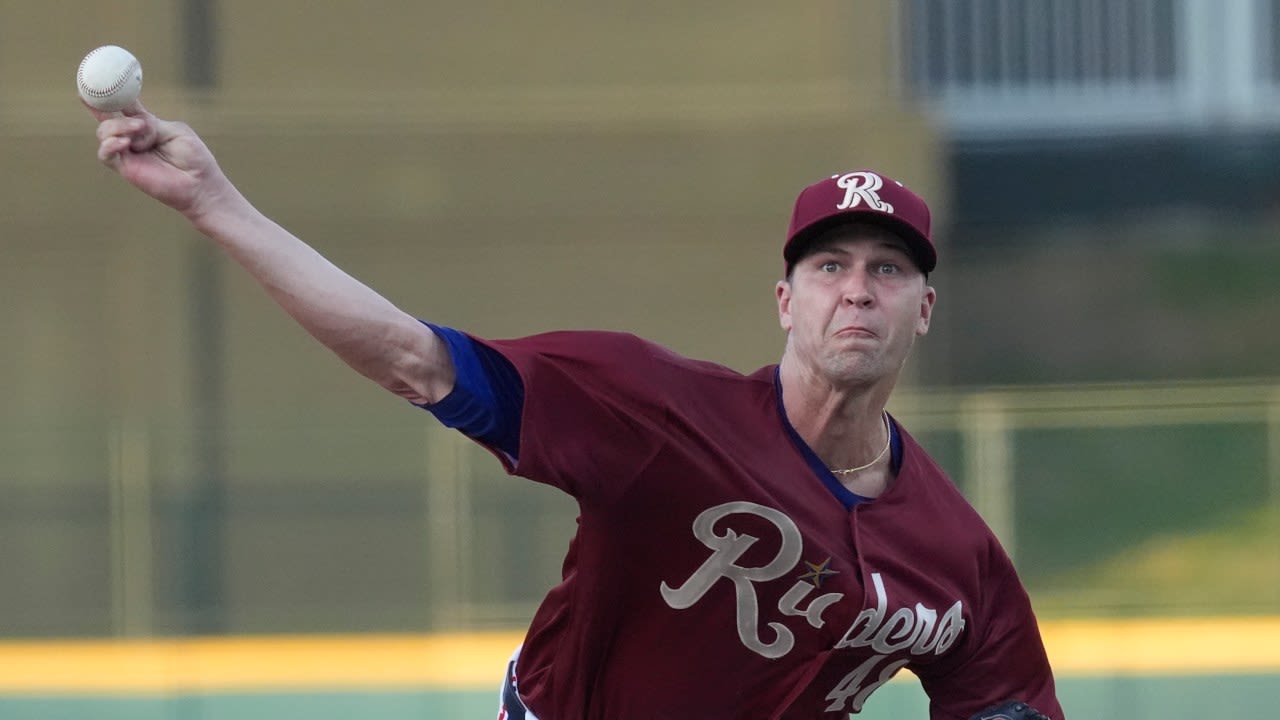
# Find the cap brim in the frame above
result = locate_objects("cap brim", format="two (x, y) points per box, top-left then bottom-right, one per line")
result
(785, 213), (936, 274)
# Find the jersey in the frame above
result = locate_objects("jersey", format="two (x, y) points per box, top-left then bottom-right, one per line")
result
(453, 330), (1062, 720)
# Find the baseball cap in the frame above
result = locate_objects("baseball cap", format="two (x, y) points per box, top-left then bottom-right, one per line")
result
(784, 170), (936, 274)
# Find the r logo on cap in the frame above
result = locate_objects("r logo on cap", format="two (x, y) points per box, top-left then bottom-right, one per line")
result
(834, 172), (893, 214)
(784, 168), (937, 275)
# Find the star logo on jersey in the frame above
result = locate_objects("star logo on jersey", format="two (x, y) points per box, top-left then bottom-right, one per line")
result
(798, 557), (839, 588)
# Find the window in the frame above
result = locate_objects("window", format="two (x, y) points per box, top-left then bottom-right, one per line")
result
(901, 0), (1280, 136)
(905, 0), (1178, 96)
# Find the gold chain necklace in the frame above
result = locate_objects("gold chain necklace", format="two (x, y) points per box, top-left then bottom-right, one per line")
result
(829, 412), (890, 476)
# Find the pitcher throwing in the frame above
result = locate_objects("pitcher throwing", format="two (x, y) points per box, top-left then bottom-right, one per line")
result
(90, 100), (1063, 719)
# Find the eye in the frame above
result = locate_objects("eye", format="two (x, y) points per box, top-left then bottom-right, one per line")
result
(873, 262), (900, 275)
(820, 260), (841, 273)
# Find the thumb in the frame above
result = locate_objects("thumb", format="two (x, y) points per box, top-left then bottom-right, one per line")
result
(84, 100), (164, 154)
(119, 101), (164, 152)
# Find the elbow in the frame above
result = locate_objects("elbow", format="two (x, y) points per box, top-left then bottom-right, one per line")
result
(381, 324), (456, 405)
(382, 364), (454, 406)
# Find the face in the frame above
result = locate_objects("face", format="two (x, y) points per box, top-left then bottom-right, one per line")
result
(776, 227), (936, 388)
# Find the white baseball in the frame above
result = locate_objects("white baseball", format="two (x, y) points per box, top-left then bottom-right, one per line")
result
(77, 45), (143, 112)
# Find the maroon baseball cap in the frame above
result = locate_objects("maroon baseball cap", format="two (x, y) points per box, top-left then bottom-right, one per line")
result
(784, 170), (936, 274)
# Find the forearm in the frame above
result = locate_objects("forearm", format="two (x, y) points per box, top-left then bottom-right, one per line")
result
(189, 189), (455, 404)
(90, 105), (454, 403)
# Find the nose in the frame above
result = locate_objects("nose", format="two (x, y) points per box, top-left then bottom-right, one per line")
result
(841, 269), (874, 308)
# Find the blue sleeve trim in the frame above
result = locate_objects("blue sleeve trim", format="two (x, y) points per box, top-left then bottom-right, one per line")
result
(416, 322), (524, 460)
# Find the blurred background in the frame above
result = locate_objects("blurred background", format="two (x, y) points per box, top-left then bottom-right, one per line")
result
(1, 0), (1278, 717)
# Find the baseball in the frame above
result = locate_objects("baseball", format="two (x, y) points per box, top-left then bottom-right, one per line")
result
(77, 45), (143, 112)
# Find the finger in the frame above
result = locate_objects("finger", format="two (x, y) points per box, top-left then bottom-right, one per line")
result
(96, 115), (146, 142)
(97, 135), (131, 166)
(127, 117), (160, 152)
(122, 101), (182, 150)
(95, 114), (157, 155)
(119, 100), (150, 118)
(86, 99), (159, 143)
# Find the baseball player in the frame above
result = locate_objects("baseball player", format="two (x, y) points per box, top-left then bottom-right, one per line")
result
(90, 103), (1064, 719)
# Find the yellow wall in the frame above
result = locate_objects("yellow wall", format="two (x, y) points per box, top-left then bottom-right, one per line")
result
(2, 618), (1279, 693)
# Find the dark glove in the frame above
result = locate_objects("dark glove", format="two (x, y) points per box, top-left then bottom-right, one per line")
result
(968, 700), (1052, 720)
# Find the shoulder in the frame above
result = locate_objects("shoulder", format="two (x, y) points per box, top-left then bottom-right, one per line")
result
(896, 423), (972, 507)
(485, 330), (694, 364)
(887, 421), (1001, 544)
(485, 330), (761, 387)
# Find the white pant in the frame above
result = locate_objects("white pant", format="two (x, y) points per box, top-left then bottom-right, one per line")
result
(497, 645), (541, 720)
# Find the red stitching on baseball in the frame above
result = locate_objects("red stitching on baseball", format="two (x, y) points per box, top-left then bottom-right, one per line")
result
(78, 48), (139, 98)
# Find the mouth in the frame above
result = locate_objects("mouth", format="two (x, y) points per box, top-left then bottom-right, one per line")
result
(833, 325), (877, 340)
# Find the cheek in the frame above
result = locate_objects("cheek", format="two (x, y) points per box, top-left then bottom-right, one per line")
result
(798, 306), (838, 345)
(892, 299), (924, 333)
(789, 295), (821, 329)
(905, 302), (931, 336)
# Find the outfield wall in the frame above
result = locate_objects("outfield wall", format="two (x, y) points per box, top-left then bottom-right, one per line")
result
(0, 619), (1275, 719)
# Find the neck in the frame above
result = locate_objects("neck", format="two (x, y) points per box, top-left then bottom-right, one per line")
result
(778, 358), (896, 473)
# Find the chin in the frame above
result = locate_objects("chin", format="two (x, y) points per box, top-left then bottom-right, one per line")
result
(821, 358), (882, 387)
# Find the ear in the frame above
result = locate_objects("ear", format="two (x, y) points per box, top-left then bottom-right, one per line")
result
(916, 284), (937, 337)
(776, 280), (793, 332)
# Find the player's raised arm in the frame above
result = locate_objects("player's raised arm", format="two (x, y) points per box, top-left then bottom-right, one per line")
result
(89, 101), (455, 405)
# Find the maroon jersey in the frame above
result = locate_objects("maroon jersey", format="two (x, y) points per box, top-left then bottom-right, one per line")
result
(479, 331), (1061, 720)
